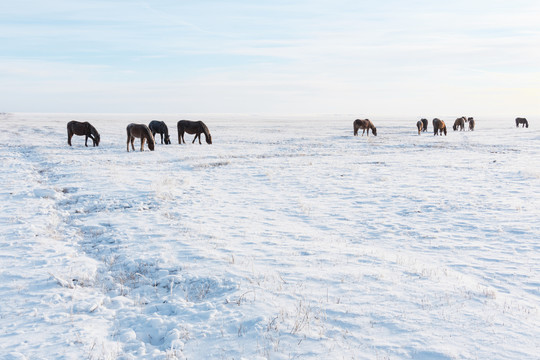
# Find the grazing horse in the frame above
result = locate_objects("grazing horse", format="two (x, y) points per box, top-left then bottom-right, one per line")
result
(453, 117), (465, 131)
(468, 117), (475, 131)
(177, 120), (212, 144)
(148, 120), (171, 144)
(126, 123), (155, 152)
(353, 119), (377, 136)
(67, 121), (100, 147)
(433, 118), (447, 136)
(421, 118), (428, 132)
(515, 117), (529, 128)
(416, 120), (423, 135)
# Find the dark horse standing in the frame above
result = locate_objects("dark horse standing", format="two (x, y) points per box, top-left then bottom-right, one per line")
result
(421, 118), (428, 132)
(148, 120), (171, 144)
(126, 123), (155, 152)
(433, 118), (447, 136)
(515, 117), (529, 128)
(353, 119), (377, 136)
(67, 121), (100, 147)
(177, 120), (212, 144)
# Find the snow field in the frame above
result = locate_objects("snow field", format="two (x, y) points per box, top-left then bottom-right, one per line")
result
(0, 113), (538, 359)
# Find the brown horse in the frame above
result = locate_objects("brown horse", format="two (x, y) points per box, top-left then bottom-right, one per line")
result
(416, 120), (423, 135)
(126, 123), (155, 152)
(468, 117), (475, 131)
(515, 117), (529, 128)
(67, 121), (100, 147)
(433, 118), (447, 136)
(353, 119), (377, 136)
(453, 117), (465, 131)
(177, 120), (212, 144)
(421, 118), (428, 132)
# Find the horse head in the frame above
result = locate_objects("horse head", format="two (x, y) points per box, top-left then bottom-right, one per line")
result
(93, 132), (100, 146)
(147, 132), (155, 151)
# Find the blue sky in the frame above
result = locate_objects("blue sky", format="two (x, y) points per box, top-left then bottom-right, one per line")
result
(1, 0), (539, 116)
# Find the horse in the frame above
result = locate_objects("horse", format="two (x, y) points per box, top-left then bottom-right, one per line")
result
(353, 119), (377, 136)
(421, 118), (428, 132)
(148, 120), (171, 145)
(468, 117), (475, 131)
(433, 118), (447, 136)
(126, 123), (155, 152)
(515, 117), (529, 128)
(416, 120), (423, 135)
(453, 117), (465, 131)
(177, 120), (212, 144)
(67, 121), (100, 147)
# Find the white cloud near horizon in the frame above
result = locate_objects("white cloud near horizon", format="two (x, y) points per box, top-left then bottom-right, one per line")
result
(1, 0), (539, 117)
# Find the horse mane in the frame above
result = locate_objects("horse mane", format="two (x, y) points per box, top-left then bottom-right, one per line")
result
(200, 122), (212, 143)
(143, 125), (155, 149)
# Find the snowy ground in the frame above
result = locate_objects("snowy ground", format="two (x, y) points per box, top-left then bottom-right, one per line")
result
(0, 113), (538, 359)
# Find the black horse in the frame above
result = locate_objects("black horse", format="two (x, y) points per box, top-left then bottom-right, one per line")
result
(148, 120), (171, 144)
(177, 120), (212, 144)
(421, 118), (428, 132)
(515, 117), (529, 128)
(67, 121), (100, 147)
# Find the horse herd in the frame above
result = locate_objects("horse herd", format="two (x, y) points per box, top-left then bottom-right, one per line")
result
(67, 116), (530, 149)
(67, 120), (212, 151)
(413, 116), (475, 136)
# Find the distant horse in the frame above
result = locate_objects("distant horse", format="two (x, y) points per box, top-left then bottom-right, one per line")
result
(421, 118), (428, 132)
(177, 120), (212, 144)
(468, 117), (475, 131)
(515, 117), (529, 128)
(433, 118), (447, 136)
(416, 120), (423, 135)
(353, 119), (377, 136)
(126, 123), (155, 152)
(453, 117), (465, 131)
(67, 121), (100, 147)
(148, 120), (171, 144)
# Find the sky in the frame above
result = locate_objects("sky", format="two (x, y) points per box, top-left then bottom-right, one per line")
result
(1, 0), (539, 117)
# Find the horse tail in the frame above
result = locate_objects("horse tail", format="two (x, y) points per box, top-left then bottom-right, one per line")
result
(67, 122), (73, 145)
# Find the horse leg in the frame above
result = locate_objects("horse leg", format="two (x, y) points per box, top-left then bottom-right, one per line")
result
(192, 133), (198, 144)
(131, 137), (135, 151)
(85, 135), (89, 147)
(68, 132), (73, 146)
(140, 138), (145, 152)
(127, 135), (131, 152)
